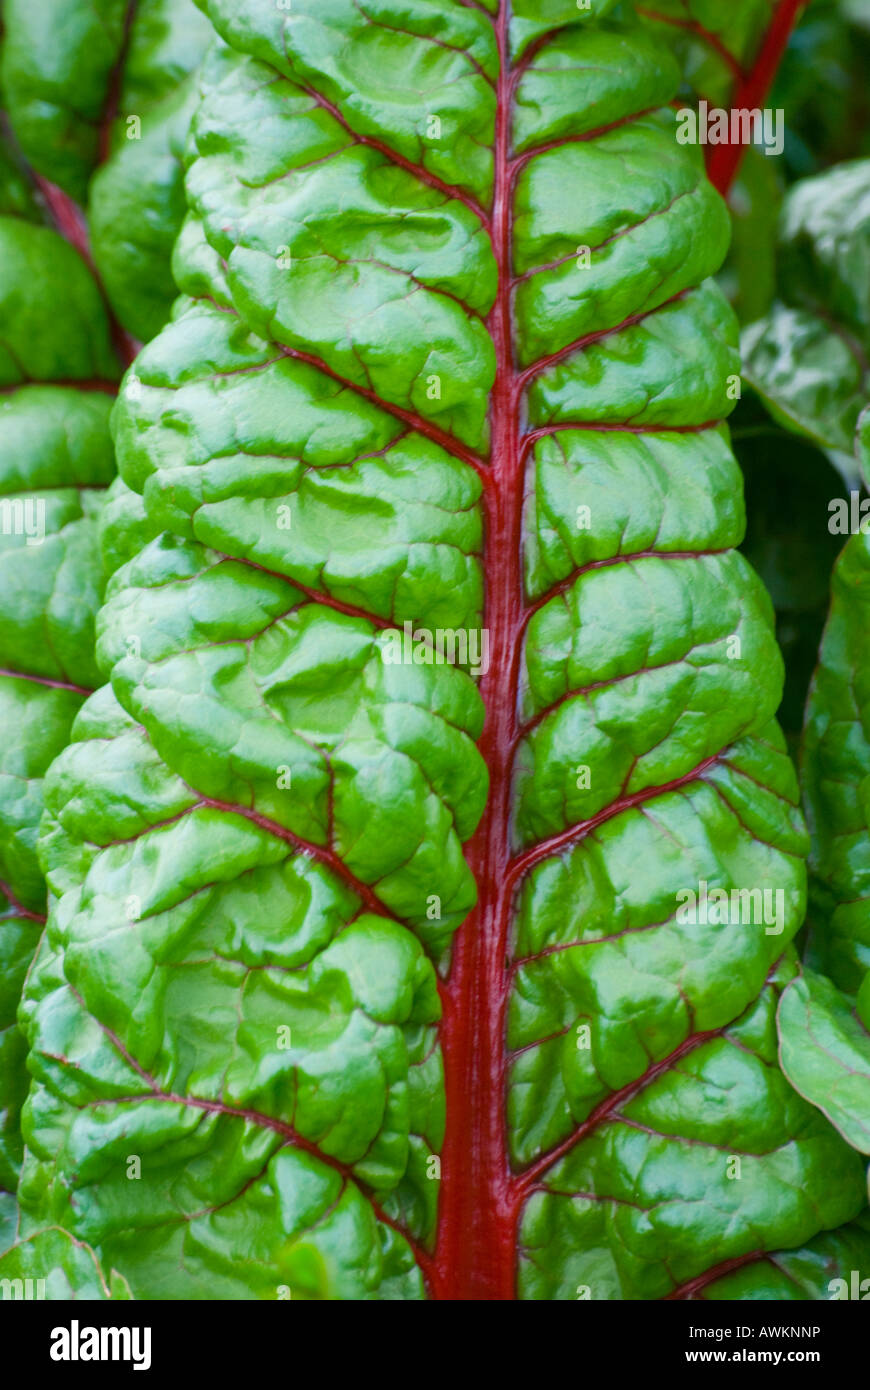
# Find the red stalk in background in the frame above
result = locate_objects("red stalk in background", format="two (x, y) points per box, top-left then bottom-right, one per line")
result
(707, 0), (809, 195)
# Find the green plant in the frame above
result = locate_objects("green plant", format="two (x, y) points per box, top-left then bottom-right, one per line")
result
(1, 0), (212, 341)
(2, 0), (869, 1303)
(739, 159), (870, 1169)
(0, 0), (206, 1295)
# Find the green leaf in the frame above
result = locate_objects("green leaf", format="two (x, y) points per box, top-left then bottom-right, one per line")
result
(638, 0), (777, 109)
(1, 0), (212, 205)
(88, 74), (204, 342)
(0, 184), (116, 1236)
(779, 970), (870, 1154)
(1, 0), (213, 341)
(0, 217), (118, 385)
(743, 303), (867, 461)
(0, 1199), (133, 1299)
(742, 161), (870, 459)
(699, 1215), (870, 1299)
(801, 528), (870, 994)
(766, 172), (870, 1166)
(16, 0), (865, 1301)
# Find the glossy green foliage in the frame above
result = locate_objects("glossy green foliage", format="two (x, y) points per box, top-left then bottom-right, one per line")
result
(779, 970), (870, 1155)
(735, 403), (843, 742)
(743, 161), (870, 464)
(0, 219), (117, 385)
(14, 0), (870, 1300)
(747, 165), (870, 1160)
(0, 195), (117, 1265)
(781, 505), (870, 1154)
(1, 0), (213, 339)
(88, 66), (206, 343)
(698, 1212), (870, 1298)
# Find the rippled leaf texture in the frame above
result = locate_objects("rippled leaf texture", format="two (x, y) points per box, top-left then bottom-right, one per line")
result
(1, 0), (213, 339)
(0, 186), (119, 1275)
(18, 0), (869, 1299)
(742, 161), (870, 467)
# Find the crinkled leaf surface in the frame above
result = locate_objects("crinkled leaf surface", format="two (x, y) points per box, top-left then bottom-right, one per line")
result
(694, 1212), (870, 1299)
(16, 0), (870, 1300)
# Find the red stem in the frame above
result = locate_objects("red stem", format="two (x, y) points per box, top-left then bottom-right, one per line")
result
(665, 1251), (764, 1300)
(429, 0), (804, 1300)
(433, 0), (522, 1301)
(99, 1), (139, 165)
(706, 0), (808, 195)
(34, 175), (139, 369)
(0, 878), (46, 924)
(13, 0), (799, 1304)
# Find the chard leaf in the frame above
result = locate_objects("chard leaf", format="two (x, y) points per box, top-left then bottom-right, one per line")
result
(0, 191), (117, 1264)
(638, 1), (779, 110)
(15, 0), (869, 1301)
(779, 970), (870, 1155)
(743, 161), (870, 459)
(1, 0), (213, 340)
(778, 495), (870, 1156)
(751, 164), (870, 1166)
(0, 0), (212, 204)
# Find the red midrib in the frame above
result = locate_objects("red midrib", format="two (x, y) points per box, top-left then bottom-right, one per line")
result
(15, 0), (802, 1303)
(433, 1), (523, 1301)
(427, 0), (806, 1300)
